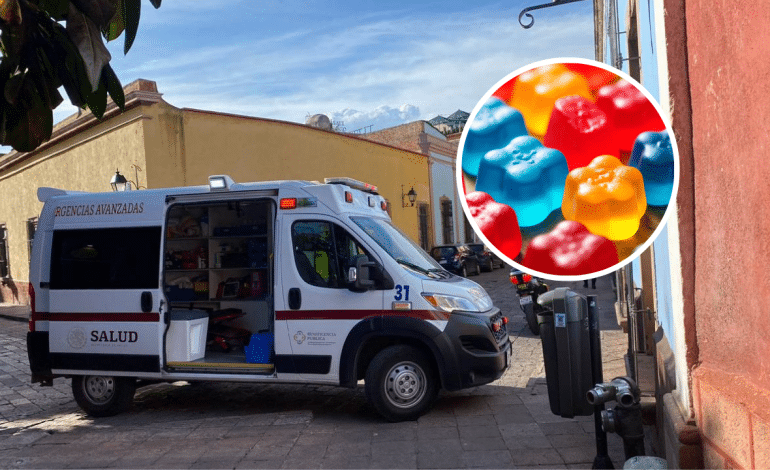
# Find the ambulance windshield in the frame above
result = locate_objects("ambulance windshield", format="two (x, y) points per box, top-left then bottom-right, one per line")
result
(351, 216), (443, 275)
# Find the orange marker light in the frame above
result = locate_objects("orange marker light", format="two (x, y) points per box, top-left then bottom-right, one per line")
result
(345, 191), (353, 203)
(280, 198), (297, 209)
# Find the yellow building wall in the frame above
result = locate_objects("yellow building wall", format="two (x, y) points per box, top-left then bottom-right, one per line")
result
(0, 94), (431, 303)
(177, 110), (430, 242)
(0, 107), (149, 288)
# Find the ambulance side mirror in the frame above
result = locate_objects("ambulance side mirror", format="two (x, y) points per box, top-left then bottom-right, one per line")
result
(347, 255), (394, 292)
(348, 255), (376, 291)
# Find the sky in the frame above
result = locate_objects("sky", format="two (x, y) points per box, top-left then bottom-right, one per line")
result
(51, 0), (599, 133)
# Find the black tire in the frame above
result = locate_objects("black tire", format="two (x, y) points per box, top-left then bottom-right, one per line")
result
(461, 265), (468, 277)
(474, 263), (481, 276)
(525, 306), (540, 336)
(72, 375), (136, 417)
(365, 345), (438, 422)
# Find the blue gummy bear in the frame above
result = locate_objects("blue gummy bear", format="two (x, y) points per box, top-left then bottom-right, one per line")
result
(476, 136), (569, 227)
(628, 131), (674, 207)
(461, 97), (527, 177)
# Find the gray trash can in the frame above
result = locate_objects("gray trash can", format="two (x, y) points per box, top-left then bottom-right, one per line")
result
(537, 287), (594, 418)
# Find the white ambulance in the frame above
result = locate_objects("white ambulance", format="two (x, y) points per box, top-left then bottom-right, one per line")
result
(27, 176), (511, 421)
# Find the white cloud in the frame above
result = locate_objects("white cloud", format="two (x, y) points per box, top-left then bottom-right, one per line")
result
(67, 5), (595, 132)
(326, 104), (421, 133)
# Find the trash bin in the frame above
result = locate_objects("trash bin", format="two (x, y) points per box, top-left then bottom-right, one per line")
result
(537, 287), (594, 418)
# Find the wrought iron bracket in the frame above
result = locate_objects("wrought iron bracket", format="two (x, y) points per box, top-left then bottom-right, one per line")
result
(518, 0), (590, 29)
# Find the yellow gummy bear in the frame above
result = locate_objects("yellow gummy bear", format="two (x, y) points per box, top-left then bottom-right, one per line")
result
(562, 155), (647, 241)
(509, 64), (593, 138)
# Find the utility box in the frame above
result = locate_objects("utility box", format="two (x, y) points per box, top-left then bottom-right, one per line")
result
(537, 287), (594, 418)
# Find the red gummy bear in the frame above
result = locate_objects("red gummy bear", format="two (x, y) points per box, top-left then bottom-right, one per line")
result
(492, 77), (517, 103)
(465, 191), (522, 259)
(564, 63), (619, 93)
(596, 80), (666, 156)
(522, 220), (619, 276)
(544, 96), (619, 170)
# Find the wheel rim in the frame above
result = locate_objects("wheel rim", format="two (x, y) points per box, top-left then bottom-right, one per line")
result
(83, 376), (116, 404)
(384, 361), (427, 409)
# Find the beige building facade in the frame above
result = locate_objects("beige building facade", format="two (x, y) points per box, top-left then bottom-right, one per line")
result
(0, 80), (431, 305)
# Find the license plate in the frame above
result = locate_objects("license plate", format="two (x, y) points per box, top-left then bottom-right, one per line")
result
(519, 295), (532, 305)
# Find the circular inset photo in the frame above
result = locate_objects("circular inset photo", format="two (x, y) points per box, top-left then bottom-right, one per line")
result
(458, 58), (679, 280)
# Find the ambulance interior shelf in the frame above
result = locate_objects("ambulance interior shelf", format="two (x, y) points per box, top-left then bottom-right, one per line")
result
(162, 200), (275, 370)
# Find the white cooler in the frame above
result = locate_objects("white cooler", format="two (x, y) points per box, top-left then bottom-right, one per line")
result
(166, 310), (208, 362)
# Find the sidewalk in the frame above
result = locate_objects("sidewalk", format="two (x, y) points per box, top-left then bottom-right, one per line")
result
(0, 304), (28, 323)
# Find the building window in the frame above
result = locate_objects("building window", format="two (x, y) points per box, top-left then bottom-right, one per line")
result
(50, 227), (162, 290)
(464, 214), (474, 243)
(440, 197), (454, 245)
(418, 203), (430, 251)
(0, 225), (8, 279)
(27, 218), (38, 264)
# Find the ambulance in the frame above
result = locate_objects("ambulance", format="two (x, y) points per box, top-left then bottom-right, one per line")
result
(27, 176), (511, 421)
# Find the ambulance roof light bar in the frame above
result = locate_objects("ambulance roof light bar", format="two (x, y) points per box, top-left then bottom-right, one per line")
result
(209, 175), (236, 191)
(324, 177), (379, 194)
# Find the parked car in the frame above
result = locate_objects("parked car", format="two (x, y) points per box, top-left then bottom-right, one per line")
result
(468, 244), (504, 271)
(430, 244), (481, 277)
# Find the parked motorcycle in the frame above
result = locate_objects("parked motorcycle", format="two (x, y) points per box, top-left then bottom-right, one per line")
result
(509, 268), (550, 335)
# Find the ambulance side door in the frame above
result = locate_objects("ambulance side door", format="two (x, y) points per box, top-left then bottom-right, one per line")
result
(46, 225), (164, 375)
(276, 214), (384, 381)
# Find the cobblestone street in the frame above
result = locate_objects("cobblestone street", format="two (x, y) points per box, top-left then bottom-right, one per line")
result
(0, 269), (629, 469)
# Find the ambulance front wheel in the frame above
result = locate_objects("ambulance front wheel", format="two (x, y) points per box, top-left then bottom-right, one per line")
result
(72, 375), (136, 417)
(365, 345), (438, 422)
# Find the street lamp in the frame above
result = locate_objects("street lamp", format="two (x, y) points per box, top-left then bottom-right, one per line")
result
(110, 170), (128, 191)
(402, 185), (417, 207)
(110, 165), (146, 191)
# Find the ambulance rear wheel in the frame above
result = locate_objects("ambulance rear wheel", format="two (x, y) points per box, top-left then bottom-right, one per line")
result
(72, 375), (136, 417)
(365, 345), (438, 422)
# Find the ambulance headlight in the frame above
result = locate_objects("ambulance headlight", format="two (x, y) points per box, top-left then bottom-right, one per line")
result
(422, 293), (485, 313)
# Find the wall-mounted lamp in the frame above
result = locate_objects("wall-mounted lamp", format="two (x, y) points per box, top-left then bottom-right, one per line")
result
(402, 185), (417, 207)
(110, 169), (128, 191)
(110, 164), (146, 191)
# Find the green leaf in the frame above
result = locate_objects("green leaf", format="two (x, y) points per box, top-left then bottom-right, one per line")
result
(70, 0), (115, 30)
(103, 0), (124, 41)
(51, 22), (91, 106)
(66, 3), (111, 91)
(4, 91), (53, 152)
(122, 0), (139, 54)
(102, 64), (123, 110)
(0, 0), (22, 25)
(86, 71), (107, 119)
(4, 73), (24, 105)
(38, 0), (69, 20)
(149, 0), (160, 8)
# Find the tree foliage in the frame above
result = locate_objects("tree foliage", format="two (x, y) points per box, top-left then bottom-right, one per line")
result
(0, 0), (161, 152)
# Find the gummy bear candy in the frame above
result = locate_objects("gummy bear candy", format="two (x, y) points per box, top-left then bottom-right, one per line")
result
(522, 220), (619, 276)
(628, 131), (674, 207)
(476, 136), (569, 227)
(492, 77), (517, 103)
(509, 64), (593, 138)
(465, 191), (522, 259)
(461, 97), (527, 177)
(596, 80), (666, 155)
(564, 63), (619, 93)
(544, 96), (619, 170)
(562, 155), (647, 241)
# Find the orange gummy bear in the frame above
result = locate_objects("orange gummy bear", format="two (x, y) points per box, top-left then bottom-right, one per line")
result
(561, 155), (647, 241)
(509, 64), (593, 138)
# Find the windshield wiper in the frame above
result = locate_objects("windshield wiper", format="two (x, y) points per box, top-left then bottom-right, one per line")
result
(397, 259), (440, 278)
